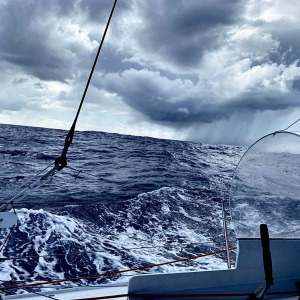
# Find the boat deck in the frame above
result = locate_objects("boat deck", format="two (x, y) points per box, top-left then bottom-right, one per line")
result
(5, 282), (128, 300)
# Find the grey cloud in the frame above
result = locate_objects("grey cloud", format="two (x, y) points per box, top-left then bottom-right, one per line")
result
(272, 30), (300, 65)
(78, 0), (131, 24)
(102, 68), (300, 125)
(33, 82), (47, 90)
(12, 77), (28, 85)
(127, 0), (245, 70)
(292, 77), (300, 91)
(0, 98), (26, 112)
(0, 0), (73, 81)
(0, 0), (247, 82)
(2, 0), (300, 146)
(94, 46), (141, 74)
(250, 18), (300, 66)
(0, 0), (129, 82)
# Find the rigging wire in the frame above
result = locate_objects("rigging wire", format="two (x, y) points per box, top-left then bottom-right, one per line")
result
(0, 3), (239, 297)
(55, 0), (118, 170)
(0, 247), (237, 291)
(1, 162), (53, 202)
(280, 118), (300, 131)
(0, 162), (56, 211)
(0, 225), (15, 254)
(0, 0), (118, 211)
(0, 168), (58, 212)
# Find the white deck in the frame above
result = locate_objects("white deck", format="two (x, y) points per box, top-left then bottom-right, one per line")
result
(127, 239), (300, 299)
(5, 282), (128, 300)
(5, 239), (300, 299)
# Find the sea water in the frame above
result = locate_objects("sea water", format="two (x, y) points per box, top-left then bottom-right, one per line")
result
(0, 124), (244, 295)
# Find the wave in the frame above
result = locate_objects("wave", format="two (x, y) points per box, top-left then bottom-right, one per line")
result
(0, 124), (244, 295)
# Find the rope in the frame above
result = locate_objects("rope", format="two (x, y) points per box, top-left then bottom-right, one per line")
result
(277, 227), (300, 237)
(280, 118), (300, 131)
(0, 162), (56, 211)
(1, 168), (58, 208)
(55, 0), (118, 170)
(0, 225), (15, 253)
(0, 0), (118, 211)
(0, 165), (60, 212)
(1, 162), (54, 202)
(0, 247), (236, 291)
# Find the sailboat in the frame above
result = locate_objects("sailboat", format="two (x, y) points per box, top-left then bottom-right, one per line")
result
(2, 0), (300, 298)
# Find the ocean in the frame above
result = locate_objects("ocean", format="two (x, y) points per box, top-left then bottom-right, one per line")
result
(0, 124), (245, 295)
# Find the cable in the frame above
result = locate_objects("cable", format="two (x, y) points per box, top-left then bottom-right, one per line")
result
(0, 164), (60, 212)
(0, 247), (237, 291)
(55, 0), (118, 170)
(0, 0), (119, 211)
(280, 118), (300, 131)
(0, 162), (55, 210)
(0, 225), (15, 253)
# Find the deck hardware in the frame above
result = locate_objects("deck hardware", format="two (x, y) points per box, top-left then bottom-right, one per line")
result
(248, 224), (274, 300)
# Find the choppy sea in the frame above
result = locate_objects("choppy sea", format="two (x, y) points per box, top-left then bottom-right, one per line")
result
(0, 124), (245, 296)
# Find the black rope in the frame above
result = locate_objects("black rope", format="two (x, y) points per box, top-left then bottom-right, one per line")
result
(55, 0), (118, 170)
(0, 225), (15, 254)
(10, 201), (16, 215)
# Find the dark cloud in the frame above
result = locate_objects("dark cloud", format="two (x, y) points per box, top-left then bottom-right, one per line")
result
(0, 0), (72, 81)
(12, 77), (28, 85)
(1, 0), (300, 145)
(78, 0), (131, 24)
(0, 0), (129, 82)
(93, 45), (141, 74)
(292, 77), (300, 91)
(102, 68), (300, 125)
(271, 30), (300, 65)
(129, 0), (245, 70)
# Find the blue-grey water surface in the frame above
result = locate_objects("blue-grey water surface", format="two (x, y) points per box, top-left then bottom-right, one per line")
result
(0, 124), (245, 295)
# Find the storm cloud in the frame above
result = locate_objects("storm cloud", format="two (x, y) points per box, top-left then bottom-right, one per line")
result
(121, 0), (245, 72)
(102, 65), (300, 124)
(1, 0), (300, 145)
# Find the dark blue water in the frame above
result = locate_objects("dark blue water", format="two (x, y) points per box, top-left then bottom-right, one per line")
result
(0, 124), (245, 295)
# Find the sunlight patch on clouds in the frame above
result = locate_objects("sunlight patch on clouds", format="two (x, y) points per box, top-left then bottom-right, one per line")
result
(247, 0), (300, 23)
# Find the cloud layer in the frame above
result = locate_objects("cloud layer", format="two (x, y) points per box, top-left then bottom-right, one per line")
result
(1, 0), (300, 145)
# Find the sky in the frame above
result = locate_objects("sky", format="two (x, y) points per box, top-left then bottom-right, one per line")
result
(1, 0), (300, 146)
